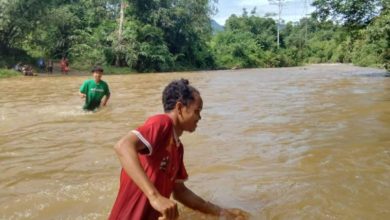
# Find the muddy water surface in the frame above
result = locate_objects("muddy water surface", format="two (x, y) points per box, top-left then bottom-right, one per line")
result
(1, 64), (389, 219)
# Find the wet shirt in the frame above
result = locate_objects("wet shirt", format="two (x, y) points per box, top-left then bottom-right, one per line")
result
(79, 79), (110, 110)
(109, 114), (188, 220)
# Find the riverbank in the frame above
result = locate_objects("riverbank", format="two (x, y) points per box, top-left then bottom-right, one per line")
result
(1, 63), (388, 79)
(0, 63), (135, 78)
(0, 69), (20, 78)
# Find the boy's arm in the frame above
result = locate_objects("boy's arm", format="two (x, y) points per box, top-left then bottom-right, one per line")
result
(101, 84), (110, 106)
(173, 182), (248, 219)
(114, 133), (179, 220)
(79, 92), (86, 98)
(79, 81), (87, 98)
(101, 93), (110, 106)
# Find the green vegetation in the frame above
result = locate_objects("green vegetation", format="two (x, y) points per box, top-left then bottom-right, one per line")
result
(0, 0), (388, 75)
(0, 69), (20, 78)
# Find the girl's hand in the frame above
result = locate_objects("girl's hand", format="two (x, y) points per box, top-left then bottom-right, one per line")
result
(220, 208), (250, 220)
(149, 195), (179, 220)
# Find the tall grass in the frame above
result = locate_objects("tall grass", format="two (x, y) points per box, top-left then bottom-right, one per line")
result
(0, 69), (20, 78)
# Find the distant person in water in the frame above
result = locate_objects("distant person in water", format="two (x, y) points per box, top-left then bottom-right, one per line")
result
(21, 65), (36, 76)
(47, 59), (53, 74)
(60, 57), (69, 74)
(37, 58), (45, 73)
(14, 62), (22, 72)
(79, 66), (110, 111)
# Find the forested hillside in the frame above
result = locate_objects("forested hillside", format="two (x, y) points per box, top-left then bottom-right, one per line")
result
(0, 0), (388, 73)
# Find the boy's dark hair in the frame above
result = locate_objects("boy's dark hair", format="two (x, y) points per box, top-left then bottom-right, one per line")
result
(162, 79), (199, 112)
(91, 66), (104, 73)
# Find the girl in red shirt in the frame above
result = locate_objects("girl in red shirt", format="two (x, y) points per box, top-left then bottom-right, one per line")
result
(109, 79), (248, 220)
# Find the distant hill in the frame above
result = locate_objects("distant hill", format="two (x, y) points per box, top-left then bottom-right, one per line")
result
(211, 19), (224, 33)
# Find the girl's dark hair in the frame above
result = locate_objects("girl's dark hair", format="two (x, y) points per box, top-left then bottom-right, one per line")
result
(162, 79), (199, 112)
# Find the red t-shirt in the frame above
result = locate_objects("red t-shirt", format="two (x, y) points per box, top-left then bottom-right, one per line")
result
(109, 114), (188, 220)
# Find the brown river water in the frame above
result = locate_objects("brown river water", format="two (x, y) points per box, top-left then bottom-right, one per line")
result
(0, 64), (389, 219)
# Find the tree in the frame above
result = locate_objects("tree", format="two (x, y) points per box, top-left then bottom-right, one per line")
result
(32, 0), (120, 61)
(0, 0), (49, 51)
(352, 5), (390, 69)
(113, 0), (127, 66)
(312, 0), (383, 28)
(125, 0), (215, 71)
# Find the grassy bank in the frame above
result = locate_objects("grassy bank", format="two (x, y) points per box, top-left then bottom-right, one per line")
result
(71, 63), (135, 75)
(0, 64), (135, 78)
(0, 69), (21, 78)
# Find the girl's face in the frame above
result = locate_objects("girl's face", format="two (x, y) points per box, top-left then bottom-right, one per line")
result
(179, 93), (203, 133)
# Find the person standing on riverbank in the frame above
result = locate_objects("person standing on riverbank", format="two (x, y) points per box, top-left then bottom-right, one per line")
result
(109, 79), (247, 220)
(79, 66), (110, 111)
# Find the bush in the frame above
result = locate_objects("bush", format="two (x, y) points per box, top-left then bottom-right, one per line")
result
(351, 39), (383, 67)
(0, 48), (35, 68)
(211, 31), (264, 69)
(0, 69), (20, 78)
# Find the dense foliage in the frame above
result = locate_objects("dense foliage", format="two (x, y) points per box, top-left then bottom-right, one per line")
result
(211, 1), (389, 70)
(0, 0), (388, 73)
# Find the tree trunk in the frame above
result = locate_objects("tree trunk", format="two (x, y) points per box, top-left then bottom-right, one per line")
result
(115, 0), (125, 67)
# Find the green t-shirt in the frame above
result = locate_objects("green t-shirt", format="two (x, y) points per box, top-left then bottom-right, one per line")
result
(79, 79), (110, 110)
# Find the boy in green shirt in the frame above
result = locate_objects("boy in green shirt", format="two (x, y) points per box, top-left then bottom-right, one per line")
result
(79, 66), (111, 111)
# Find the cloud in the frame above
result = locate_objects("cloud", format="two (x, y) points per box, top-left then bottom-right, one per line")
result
(213, 0), (315, 25)
(237, 0), (269, 7)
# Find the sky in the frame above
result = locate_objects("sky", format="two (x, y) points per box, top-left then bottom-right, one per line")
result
(212, 0), (315, 25)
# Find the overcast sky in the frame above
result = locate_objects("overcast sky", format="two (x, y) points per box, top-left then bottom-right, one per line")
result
(212, 0), (315, 25)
